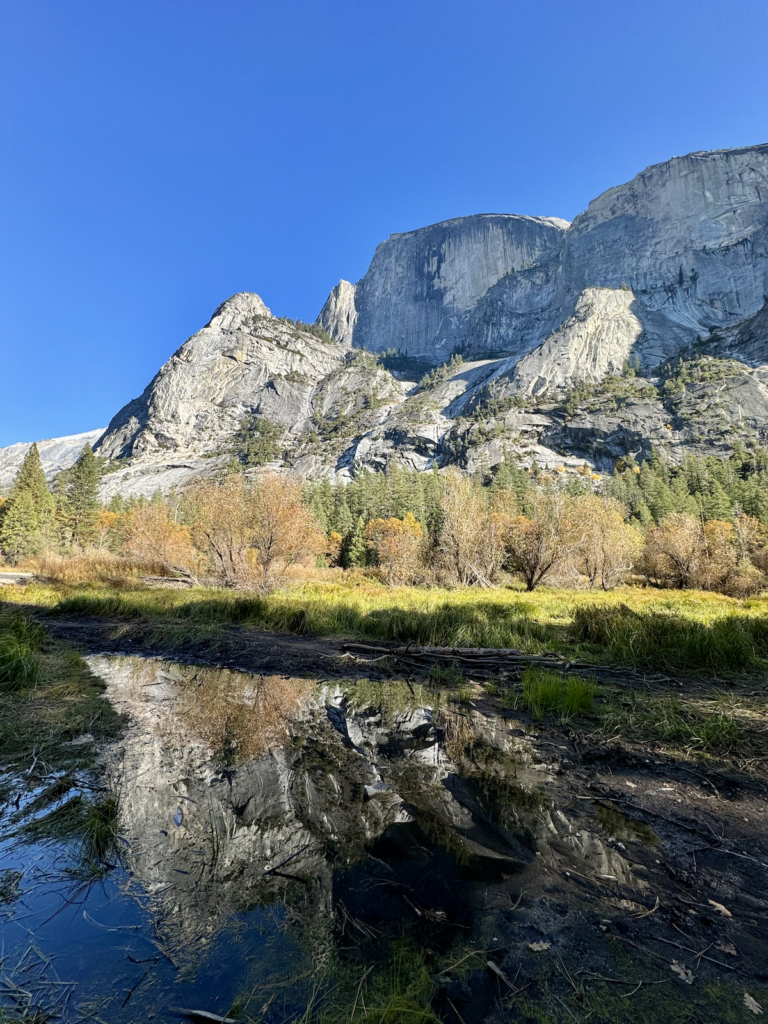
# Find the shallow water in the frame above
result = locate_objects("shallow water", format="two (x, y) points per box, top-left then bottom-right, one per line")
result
(0, 654), (646, 1023)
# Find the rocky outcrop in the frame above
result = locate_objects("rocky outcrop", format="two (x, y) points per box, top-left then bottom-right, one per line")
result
(317, 279), (358, 346)
(0, 428), (106, 491)
(94, 293), (359, 496)
(509, 287), (644, 395)
(98, 293), (347, 462)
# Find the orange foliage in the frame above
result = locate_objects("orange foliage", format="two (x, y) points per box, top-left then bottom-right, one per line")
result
(366, 512), (424, 584)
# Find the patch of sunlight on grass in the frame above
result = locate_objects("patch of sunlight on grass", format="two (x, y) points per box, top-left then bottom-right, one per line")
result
(7, 579), (768, 674)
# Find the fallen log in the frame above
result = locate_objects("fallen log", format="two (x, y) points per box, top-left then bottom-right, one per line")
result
(341, 643), (671, 685)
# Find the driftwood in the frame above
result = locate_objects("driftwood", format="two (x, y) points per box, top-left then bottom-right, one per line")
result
(341, 642), (671, 685)
(140, 575), (196, 588)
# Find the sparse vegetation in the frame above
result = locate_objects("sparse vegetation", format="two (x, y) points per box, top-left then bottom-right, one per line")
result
(228, 413), (285, 467)
(0, 608), (122, 787)
(416, 352), (464, 391)
(599, 690), (742, 753)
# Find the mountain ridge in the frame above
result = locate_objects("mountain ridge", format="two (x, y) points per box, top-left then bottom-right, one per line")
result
(2, 142), (768, 499)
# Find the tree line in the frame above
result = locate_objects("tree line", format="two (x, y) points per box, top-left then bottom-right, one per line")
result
(3, 442), (768, 595)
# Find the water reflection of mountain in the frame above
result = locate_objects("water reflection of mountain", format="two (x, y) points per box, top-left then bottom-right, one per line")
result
(89, 657), (390, 959)
(91, 656), (645, 980)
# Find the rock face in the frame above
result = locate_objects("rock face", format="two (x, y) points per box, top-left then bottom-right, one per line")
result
(511, 287), (644, 395)
(321, 145), (768, 381)
(4, 142), (768, 496)
(0, 428), (106, 491)
(317, 278), (358, 347)
(98, 293), (346, 461)
(320, 214), (569, 361)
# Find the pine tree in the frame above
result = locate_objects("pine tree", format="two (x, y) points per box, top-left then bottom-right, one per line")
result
(310, 478), (335, 531)
(331, 495), (354, 537)
(57, 445), (101, 546)
(0, 490), (40, 559)
(421, 467), (444, 535)
(699, 480), (732, 521)
(309, 491), (330, 532)
(344, 516), (368, 568)
(0, 443), (55, 559)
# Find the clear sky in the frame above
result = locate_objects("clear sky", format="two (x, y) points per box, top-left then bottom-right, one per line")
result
(0, 0), (766, 446)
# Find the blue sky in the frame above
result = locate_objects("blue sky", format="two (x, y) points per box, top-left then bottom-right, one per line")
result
(1, 0), (766, 446)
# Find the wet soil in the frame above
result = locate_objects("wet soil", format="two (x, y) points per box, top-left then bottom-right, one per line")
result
(38, 614), (354, 679)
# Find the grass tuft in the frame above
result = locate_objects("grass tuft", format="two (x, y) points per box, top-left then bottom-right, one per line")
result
(0, 614), (44, 689)
(520, 668), (597, 721)
(19, 793), (120, 867)
(303, 940), (441, 1023)
(600, 691), (742, 752)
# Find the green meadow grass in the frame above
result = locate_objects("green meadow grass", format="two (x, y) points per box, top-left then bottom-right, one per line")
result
(520, 667), (597, 721)
(3, 579), (768, 675)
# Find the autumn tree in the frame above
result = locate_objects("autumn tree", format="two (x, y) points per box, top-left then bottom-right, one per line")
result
(122, 500), (200, 581)
(185, 473), (323, 592)
(639, 513), (702, 588)
(366, 512), (424, 584)
(570, 495), (642, 589)
(437, 472), (505, 586)
(502, 492), (578, 591)
(638, 513), (766, 594)
(248, 474), (324, 592)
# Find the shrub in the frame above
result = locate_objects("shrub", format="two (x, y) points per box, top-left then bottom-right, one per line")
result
(367, 512), (425, 585)
(639, 513), (766, 595)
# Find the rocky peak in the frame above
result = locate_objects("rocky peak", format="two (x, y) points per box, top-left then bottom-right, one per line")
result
(317, 280), (357, 346)
(95, 293), (351, 476)
(205, 292), (272, 331)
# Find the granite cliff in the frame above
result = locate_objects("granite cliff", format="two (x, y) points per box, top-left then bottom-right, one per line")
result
(3, 143), (768, 498)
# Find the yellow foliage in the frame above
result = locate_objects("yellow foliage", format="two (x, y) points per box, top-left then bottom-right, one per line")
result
(367, 513), (424, 585)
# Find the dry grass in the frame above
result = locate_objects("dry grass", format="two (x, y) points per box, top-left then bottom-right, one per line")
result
(20, 550), (165, 585)
(0, 609), (122, 785)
